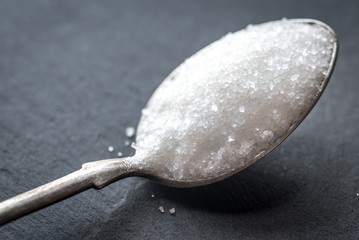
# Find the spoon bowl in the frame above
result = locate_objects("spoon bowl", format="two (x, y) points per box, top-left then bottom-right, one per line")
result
(0, 18), (338, 225)
(132, 18), (338, 187)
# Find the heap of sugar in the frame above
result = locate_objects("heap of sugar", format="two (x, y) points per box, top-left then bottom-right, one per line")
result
(133, 19), (335, 182)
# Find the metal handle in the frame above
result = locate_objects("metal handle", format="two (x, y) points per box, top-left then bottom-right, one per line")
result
(0, 158), (134, 225)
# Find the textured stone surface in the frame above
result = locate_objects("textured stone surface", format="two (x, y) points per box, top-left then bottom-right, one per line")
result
(0, 0), (358, 239)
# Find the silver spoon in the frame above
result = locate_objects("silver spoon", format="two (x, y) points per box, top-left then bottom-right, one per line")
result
(0, 19), (338, 225)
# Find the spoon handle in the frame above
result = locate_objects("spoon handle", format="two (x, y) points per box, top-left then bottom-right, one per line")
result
(0, 158), (134, 225)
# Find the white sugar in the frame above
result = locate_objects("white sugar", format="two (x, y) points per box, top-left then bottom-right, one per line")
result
(124, 140), (130, 146)
(126, 127), (135, 137)
(169, 208), (176, 215)
(107, 145), (114, 152)
(134, 19), (335, 181)
(158, 206), (164, 213)
(211, 104), (218, 112)
(117, 152), (123, 157)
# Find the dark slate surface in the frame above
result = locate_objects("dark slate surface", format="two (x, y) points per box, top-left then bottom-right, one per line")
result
(0, 0), (358, 239)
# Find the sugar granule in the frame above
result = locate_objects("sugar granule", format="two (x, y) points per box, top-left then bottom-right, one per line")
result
(117, 152), (123, 157)
(169, 208), (176, 215)
(124, 140), (130, 146)
(126, 127), (135, 138)
(133, 19), (335, 181)
(107, 145), (114, 152)
(158, 206), (164, 213)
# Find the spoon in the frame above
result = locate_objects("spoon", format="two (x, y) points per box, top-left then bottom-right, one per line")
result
(0, 18), (338, 225)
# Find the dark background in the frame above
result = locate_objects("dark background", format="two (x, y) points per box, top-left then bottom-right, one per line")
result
(0, 0), (358, 239)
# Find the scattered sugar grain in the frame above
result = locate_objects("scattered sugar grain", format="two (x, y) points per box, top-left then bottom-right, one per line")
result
(124, 140), (130, 146)
(126, 127), (135, 137)
(151, 194), (155, 198)
(117, 152), (123, 157)
(169, 208), (176, 215)
(107, 145), (114, 152)
(158, 206), (164, 213)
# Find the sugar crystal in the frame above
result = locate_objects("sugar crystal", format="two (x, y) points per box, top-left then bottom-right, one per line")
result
(158, 206), (164, 213)
(169, 208), (176, 215)
(126, 127), (135, 137)
(108, 145), (114, 152)
(211, 104), (219, 112)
